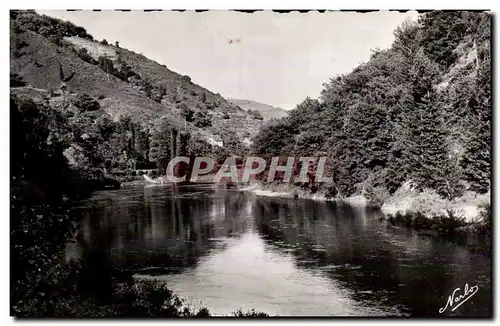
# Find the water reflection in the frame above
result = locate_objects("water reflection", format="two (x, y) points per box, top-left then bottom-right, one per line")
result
(68, 185), (492, 317)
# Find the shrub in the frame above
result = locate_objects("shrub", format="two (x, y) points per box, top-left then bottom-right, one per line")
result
(10, 73), (26, 87)
(193, 111), (212, 128)
(364, 186), (390, 208)
(77, 47), (97, 64)
(179, 104), (194, 122)
(11, 21), (23, 34)
(74, 94), (100, 112)
(430, 210), (467, 234)
(48, 34), (63, 46)
(100, 39), (108, 45)
(231, 308), (270, 318)
(249, 109), (264, 120)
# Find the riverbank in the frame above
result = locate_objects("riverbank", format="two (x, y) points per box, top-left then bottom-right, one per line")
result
(240, 183), (372, 207)
(241, 182), (491, 255)
(241, 182), (489, 220)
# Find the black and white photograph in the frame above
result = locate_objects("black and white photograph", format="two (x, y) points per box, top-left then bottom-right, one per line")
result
(8, 6), (492, 318)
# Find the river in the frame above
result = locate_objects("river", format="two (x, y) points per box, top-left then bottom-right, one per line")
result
(66, 184), (492, 317)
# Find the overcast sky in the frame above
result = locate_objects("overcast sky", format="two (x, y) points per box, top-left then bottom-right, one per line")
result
(39, 10), (419, 109)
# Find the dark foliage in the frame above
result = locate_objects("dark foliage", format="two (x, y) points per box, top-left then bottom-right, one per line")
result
(73, 94), (100, 112)
(77, 47), (97, 65)
(14, 11), (93, 40)
(10, 73), (26, 87)
(251, 12), (491, 200)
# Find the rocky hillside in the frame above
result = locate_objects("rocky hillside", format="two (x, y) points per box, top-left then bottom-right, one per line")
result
(10, 10), (262, 176)
(229, 99), (288, 121)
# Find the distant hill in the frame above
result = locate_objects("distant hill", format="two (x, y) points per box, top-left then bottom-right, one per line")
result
(229, 99), (288, 121)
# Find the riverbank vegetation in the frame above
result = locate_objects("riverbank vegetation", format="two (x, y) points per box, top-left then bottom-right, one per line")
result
(251, 12), (491, 222)
(380, 202), (491, 255)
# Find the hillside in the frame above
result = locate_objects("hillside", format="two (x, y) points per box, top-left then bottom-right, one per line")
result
(10, 10), (262, 176)
(229, 99), (288, 121)
(251, 11), (491, 211)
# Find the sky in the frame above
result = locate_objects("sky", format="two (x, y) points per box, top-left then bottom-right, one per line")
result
(39, 10), (419, 110)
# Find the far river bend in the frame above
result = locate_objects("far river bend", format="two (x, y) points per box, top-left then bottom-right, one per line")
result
(66, 184), (492, 317)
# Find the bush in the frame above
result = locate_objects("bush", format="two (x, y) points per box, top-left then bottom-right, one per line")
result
(431, 210), (467, 234)
(231, 308), (270, 318)
(10, 73), (26, 87)
(74, 94), (100, 112)
(11, 21), (23, 34)
(249, 109), (264, 120)
(100, 39), (108, 45)
(193, 111), (212, 128)
(77, 47), (97, 64)
(48, 34), (63, 46)
(364, 186), (390, 208)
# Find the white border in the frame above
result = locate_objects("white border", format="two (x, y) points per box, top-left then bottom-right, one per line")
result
(2, 0), (498, 324)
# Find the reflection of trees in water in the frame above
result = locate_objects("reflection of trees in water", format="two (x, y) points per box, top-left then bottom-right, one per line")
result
(75, 187), (253, 275)
(251, 198), (491, 316)
(251, 198), (428, 315)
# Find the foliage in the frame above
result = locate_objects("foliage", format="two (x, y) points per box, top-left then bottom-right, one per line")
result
(14, 11), (93, 40)
(179, 104), (195, 122)
(10, 73), (26, 87)
(387, 210), (467, 235)
(77, 47), (97, 64)
(73, 93), (100, 112)
(193, 111), (212, 128)
(251, 11), (491, 202)
(247, 109), (264, 120)
(231, 308), (270, 317)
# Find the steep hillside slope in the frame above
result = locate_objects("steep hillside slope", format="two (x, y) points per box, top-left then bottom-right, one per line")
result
(10, 10), (263, 176)
(229, 99), (289, 121)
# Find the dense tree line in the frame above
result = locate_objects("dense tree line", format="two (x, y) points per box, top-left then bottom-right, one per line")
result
(11, 10), (93, 42)
(251, 12), (491, 201)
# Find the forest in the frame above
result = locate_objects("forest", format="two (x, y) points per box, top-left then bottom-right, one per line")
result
(251, 11), (491, 204)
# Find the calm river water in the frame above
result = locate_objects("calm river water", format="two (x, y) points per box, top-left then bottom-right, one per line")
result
(66, 184), (492, 317)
